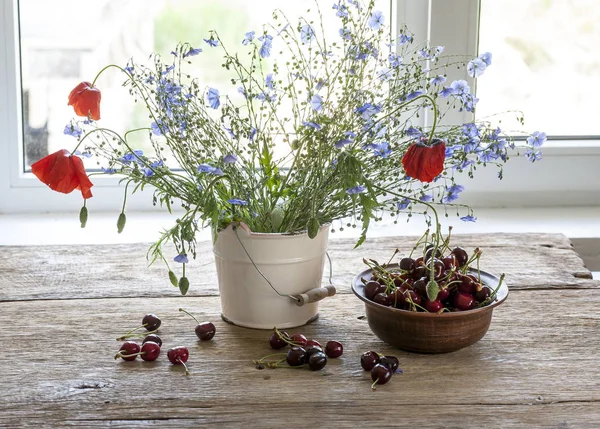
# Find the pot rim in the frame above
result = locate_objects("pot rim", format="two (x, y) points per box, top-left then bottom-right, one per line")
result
(216, 221), (331, 238)
(352, 263), (509, 319)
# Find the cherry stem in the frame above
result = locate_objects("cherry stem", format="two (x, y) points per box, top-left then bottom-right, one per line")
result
(179, 308), (200, 324)
(177, 358), (190, 376)
(116, 327), (158, 341)
(114, 351), (145, 360)
(273, 327), (302, 347)
(371, 378), (380, 391)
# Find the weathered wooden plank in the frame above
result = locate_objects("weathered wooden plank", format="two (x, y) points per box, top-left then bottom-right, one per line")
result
(0, 233), (597, 302)
(0, 290), (598, 427)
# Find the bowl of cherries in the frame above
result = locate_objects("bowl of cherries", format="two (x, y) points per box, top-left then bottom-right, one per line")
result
(352, 242), (508, 353)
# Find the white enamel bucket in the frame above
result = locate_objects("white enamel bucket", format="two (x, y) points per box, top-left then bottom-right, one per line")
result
(213, 222), (332, 329)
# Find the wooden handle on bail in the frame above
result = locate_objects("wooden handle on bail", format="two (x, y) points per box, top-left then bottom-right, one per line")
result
(294, 285), (336, 306)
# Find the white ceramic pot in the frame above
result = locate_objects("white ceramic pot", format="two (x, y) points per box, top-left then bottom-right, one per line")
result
(213, 222), (331, 329)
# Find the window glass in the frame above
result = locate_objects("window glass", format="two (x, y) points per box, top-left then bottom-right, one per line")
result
(476, 0), (600, 137)
(19, 0), (388, 170)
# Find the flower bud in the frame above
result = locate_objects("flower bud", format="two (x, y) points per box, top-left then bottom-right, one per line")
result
(168, 270), (178, 287)
(179, 276), (190, 295)
(117, 212), (127, 234)
(79, 205), (88, 228)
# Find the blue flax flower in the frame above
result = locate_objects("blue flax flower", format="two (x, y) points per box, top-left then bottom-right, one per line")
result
(249, 128), (257, 140)
(265, 73), (275, 90)
(479, 52), (492, 66)
(207, 88), (220, 109)
(467, 58), (487, 78)
(396, 198), (410, 210)
(372, 141), (391, 158)
(527, 131), (547, 148)
(204, 38), (219, 47)
(431, 75), (446, 85)
(258, 34), (273, 58)
(311, 94), (323, 112)
(63, 124), (82, 137)
(228, 199), (248, 206)
(368, 11), (384, 30)
(198, 163), (223, 176)
(184, 47), (202, 58)
(450, 80), (470, 96)
(300, 25), (315, 44)
(346, 185), (366, 195)
(398, 33), (413, 45)
(101, 167), (116, 174)
(302, 121), (322, 130)
(162, 64), (175, 75)
(524, 148), (542, 162)
(339, 28), (352, 40)
(242, 31), (255, 45)
(442, 184), (465, 203)
(151, 121), (163, 136)
(461, 215), (477, 222)
(438, 87), (454, 98)
(120, 150), (144, 165)
(174, 254), (189, 264)
(223, 154), (238, 164)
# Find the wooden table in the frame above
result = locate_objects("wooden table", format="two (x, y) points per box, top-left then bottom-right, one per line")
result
(1, 233), (598, 428)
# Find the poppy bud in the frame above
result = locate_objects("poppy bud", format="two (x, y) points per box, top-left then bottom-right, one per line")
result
(79, 205), (88, 228)
(168, 270), (178, 287)
(307, 217), (320, 239)
(401, 138), (446, 183)
(179, 276), (190, 295)
(117, 212), (127, 234)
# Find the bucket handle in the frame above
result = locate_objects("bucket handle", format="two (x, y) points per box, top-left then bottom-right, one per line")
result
(232, 223), (337, 306)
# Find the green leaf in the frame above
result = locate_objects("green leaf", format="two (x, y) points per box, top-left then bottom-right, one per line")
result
(270, 207), (284, 232)
(307, 218), (320, 239)
(117, 212), (127, 234)
(426, 279), (439, 301)
(168, 270), (178, 287)
(79, 206), (88, 229)
(179, 276), (190, 295)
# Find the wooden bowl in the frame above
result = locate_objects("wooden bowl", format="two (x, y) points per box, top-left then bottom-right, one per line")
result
(352, 264), (509, 353)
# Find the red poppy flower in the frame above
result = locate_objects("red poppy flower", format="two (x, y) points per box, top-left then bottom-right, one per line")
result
(401, 139), (446, 183)
(31, 149), (94, 199)
(67, 81), (101, 120)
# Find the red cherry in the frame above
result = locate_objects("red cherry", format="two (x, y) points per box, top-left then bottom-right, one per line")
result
(305, 339), (322, 348)
(114, 341), (140, 361)
(424, 299), (444, 313)
(167, 346), (190, 375)
(454, 292), (476, 311)
(140, 341), (161, 361)
(195, 322), (216, 341)
(269, 330), (290, 349)
(436, 287), (450, 301)
(325, 340), (343, 358)
(290, 333), (308, 347)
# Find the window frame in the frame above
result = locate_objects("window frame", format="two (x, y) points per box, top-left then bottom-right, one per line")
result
(1, 0), (599, 214)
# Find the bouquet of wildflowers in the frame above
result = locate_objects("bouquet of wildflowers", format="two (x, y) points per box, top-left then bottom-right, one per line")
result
(32, 0), (544, 294)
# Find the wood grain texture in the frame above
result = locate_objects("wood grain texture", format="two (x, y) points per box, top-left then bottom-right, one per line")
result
(0, 233), (598, 428)
(0, 233), (596, 302)
(0, 289), (598, 428)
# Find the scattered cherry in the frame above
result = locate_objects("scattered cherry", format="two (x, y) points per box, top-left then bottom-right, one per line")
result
(290, 333), (308, 347)
(114, 341), (140, 361)
(269, 329), (290, 349)
(305, 339), (322, 348)
(139, 341), (161, 361)
(305, 344), (324, 358)
(179, 308), (216, 341)
(167, 346), (190, 375)
(143, 334), (162, 347)
(286, 346), (308, 367)
(360, 351), (380, 371)
(379, 355), (400, 373)
(370, 364), (393, 389)
(142, 314), (162, 331)
(308, 352), (328, 371)
(324, 340), (344, 358)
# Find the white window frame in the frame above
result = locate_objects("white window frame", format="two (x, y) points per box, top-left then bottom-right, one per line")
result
(1, 0), (599, 215)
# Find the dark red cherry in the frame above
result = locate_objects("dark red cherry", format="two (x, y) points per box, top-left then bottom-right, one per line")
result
(142, 334), (162, 347)
(373, 292), (392, 306)
(308, 352), (328, 371)
(451, 247), (469, 267)
(399, 257), (415, 272)
(454, 292), (476, 311)
(413, 265), (427, 280)
(441, 254), (457, 270)
(142, 314), (161, 331)
(403, 290), (422, 308)
(458, 275), (477, 294)
(140, 341), (161, 361)
(167, 346), (190, 375)
(114, 341), (140, 361)
(379, 355), (400, 372)
(290, 333), (308, 347)
(475, 286), (492, 303)
(269, 330), (290, 349)
(365, 281), (380, 300)
(424, 299), (444, 313)
(436, 287), (450, 301)
(371, 363), (393, 386)
(195, 322), (216, 341)
(413, 277), (428, 297)
(325, 340), (343, 358)
(305, 344), (324, 357)
(286, 346), (307, 366)
(360, 351), (381, 371)
(425, 246), (442, 262)
(305, 339), (322, 348)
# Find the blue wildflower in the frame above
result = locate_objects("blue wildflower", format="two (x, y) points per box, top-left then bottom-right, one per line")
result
(396, 198), (410, 210)
(418, 49), (431, 59)
(434, 46), (445, 55)
(223, 154), (238, 164)
(467, 58), (487, 78)
(372, 142), (391, 158)
(527, 131), (547, 148)
(302, 121), (322, 130)
(479, 51), (492, 66)
(388, 53), (403, 67)
(524, 148), (542, 162)
(174, 254), (189, 264)
(63, 124), (82, 137)
(249, 128), (257, 140)
(405, 126), (422, 138)
(368, 11), (384, 30)
(207, 88), (220, 109)
(242, 31), (255, 45)
(346, 185), (366, 195)
(450, 80), (470, 96)
(184, 47), (202, 58)
(258, 34), (273, 58)
(162, 64), (175, 75)
(124, 66), (134, 74)
(439, 87), (454, 98)
(120, 150), (144, 165)
(335, 139), (353, 148)
(461, 215), (477, 222)
(339, 27), (352, 40)
(224, 127), (236, 139)
(406, 90), (423, 100)
(265, 73), (275, 90)
(151, 121), (163, 136)
(462, 123), (479, 138)
(420, 194), (433, 202)
(300, 25), (315, 44)
(442, 184), (465, 203)
(398, 33), (413, 45)
(333, 3), (348, 17)
(101, 167), (116, 174)
(431, 75), (446, 85)
(204, 38), (219, 47)
(355, 103), (381, 119)
(228, 198), (249, 206)
(311, 94), (323, 112)
(198, 163), (223, 176)
(238, 86), (247, 99)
